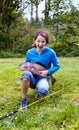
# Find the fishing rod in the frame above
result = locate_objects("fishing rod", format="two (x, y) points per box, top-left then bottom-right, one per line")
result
(0, 87), (65, 121)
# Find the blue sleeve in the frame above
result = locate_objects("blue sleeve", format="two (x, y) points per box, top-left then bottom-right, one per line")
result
(25, 51), (30, 62)
(48, 51), (60, 75)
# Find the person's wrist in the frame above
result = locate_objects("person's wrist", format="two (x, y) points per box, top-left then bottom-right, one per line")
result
(46, 70), (49, 76)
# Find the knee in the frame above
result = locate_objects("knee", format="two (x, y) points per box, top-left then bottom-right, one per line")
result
(36, 79), (49, 94)
(37, 86), (49, 96)
(21, 78), (30, 86)
(23, 71), (32, 77)
(22, 78), (29, 82)
(21, 71), (32, 80)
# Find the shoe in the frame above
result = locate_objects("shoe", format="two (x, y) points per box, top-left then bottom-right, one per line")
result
(35, 93), (43, 99)
(20, 98), (27, 111)
(35, 91), (49, 99)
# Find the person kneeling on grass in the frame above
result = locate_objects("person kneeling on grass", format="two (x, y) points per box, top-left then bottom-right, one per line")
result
(20, 28), (60, 109)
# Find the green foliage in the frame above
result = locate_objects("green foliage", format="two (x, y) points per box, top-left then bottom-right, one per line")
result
(0, 17), (34, 54)
(0, 0), (79, 57)
(0, 0), (20, 26)
(51, 43), (79, 57)
(0, 50), (24, 58)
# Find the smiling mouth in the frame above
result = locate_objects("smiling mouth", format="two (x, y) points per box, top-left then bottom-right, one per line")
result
(38, 44), (43, 48)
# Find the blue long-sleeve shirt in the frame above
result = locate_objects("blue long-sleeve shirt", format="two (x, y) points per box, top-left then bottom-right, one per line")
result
(26, 46), (60, 75)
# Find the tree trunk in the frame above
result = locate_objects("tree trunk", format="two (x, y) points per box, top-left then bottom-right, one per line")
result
(35, 0), (38, 27)
(30, 2), (33, 21)
(44, 0), (51, 24)
(0, 0), (2, 14)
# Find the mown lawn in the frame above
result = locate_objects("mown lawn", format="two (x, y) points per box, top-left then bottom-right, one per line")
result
(0, 57), (79, 130)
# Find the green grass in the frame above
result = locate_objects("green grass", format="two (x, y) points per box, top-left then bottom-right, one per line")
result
(0, 57), (79, 130)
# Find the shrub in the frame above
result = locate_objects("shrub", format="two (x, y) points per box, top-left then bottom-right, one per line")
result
(0, 50), (24, 58)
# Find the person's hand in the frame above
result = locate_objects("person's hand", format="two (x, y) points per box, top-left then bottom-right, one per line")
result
(30, 67), (35, 74)
(39, 70), (48, 77)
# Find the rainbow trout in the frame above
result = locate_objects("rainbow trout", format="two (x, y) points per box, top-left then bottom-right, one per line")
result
(19, 62), (56, 86)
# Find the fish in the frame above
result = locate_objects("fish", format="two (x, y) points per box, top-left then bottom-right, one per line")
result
(19, 62), (46, 73)
(19, 62), (56, 86)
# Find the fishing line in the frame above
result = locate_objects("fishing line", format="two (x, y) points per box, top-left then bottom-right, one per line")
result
(0, 87), (66, 121)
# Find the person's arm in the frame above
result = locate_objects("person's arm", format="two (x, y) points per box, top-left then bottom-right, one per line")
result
(48, 51), (60, 75)
(25, 51), (30, 62)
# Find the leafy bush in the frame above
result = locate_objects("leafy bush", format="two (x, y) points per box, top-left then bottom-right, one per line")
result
(51, 43), (79, 57)
(0, 50), (24, 58)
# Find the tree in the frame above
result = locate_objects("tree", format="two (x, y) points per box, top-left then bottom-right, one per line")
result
(50, 0), (74, 43)
(0, 0), (20, 26)
(0, 0), (2, 14)
(33, 0), (44, 27)
(44, 0), (51, 25)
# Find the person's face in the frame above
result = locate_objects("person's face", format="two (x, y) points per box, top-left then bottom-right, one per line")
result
(35, 35), (46, 49)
